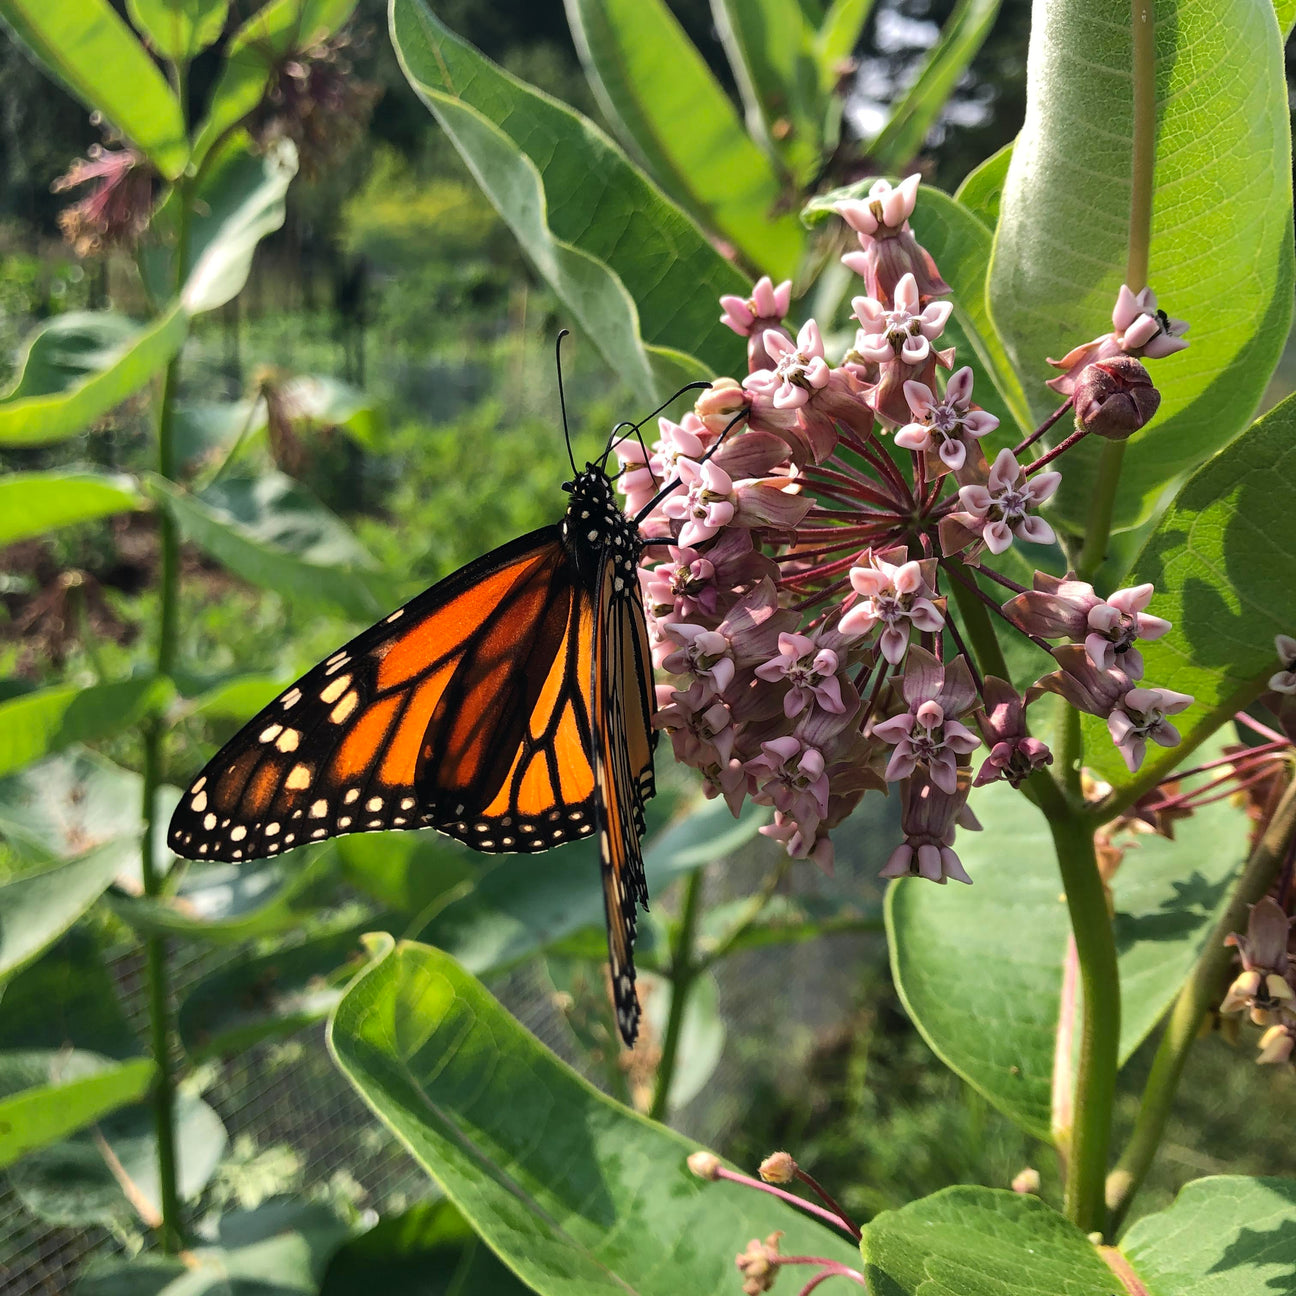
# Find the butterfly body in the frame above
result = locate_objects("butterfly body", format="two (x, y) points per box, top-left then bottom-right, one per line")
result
(168, 463), (656, 1043)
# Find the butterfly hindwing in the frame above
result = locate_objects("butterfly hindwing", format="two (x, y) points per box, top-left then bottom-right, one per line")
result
(591, 525), (658, 1044)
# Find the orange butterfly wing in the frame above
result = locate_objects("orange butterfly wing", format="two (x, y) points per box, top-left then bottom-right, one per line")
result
(167, 528), (598, 863)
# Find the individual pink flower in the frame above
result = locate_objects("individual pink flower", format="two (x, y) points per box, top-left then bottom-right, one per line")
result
(742, 321), (830, 410)
(1106, 686), (1193, 772)
(1004, 573), (1171, 679)
(894, 367), (999, 472)
(1270, 635), (1296, 694)
(661, 458), (735, 545)
(880, 771), (975, 884)
(953, 448), (1060, 554)
(754, 632), (847, 718)
(1047, 284), (1189, 395)
(720, 276), (794, 372)
(745, 735), (831, 830)
(1222, 898), (1293, 1023)
(839, 549), (944, 663)
(1084, 585), (1171, 675)
(659, 623), (735, 696)
(972, 675), (1053, 788)
(871, 648), (979, 793)
(656, 681), (737, 767)
(850, 274), (952, 366)
(835, 175), (950, 303)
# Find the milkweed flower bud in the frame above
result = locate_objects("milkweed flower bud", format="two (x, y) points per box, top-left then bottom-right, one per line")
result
(1011, 1167), (1041, 1195)
(736, 1232), (784, 1295)
(759, 1151), (796, 1183)
(688, 1150), (722, 1180)
(1073, 356), (1161, 439)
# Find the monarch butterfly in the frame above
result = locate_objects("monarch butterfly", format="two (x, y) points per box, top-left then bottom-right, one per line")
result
(168, 365), (722, 1046)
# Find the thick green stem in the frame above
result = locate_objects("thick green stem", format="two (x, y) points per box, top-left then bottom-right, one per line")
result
(1029, 771), (1120, 1236)
(140, 153), (191, 1250)
(1106, 772), (1296, 1234)
(648, 866), (705, 1121)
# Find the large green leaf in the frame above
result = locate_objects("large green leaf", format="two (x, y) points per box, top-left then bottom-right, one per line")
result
(564, 0), (803, 280)
(0, 843), (127, 981)
(1087, 394), (1296, 793)
(126, 0), (228, 60)
(145, 138), (298, 313)
(390, 0), (749, 402)
(0, 308), (187, 447)
(867, 0), (1002, 173)
(709, 0), (823, 182)
(1121, 1177), (1296, 1293)
(9, 1089), (226, 1225)
(329, 940), (860, 1294)
(190, 0), (359, 164)
(150, 472), (401, 621)
(0, 676), (171, 780)
(1278, 0), (1296, 38)
(987, 0), (1294, 534)
(321, 1199), (534, 1296)
(0, 0), (187, 177)
(0, 1051), (155, 1170)
(887, 778), (1247, 1138)
(861, 1187), (1114, 1295)
(0, 470), (145, 546)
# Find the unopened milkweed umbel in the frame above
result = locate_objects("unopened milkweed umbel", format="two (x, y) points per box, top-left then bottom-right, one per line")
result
(167, 364), (725, 1046)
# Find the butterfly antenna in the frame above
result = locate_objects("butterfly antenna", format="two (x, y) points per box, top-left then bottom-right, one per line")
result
(634, 403), (750, 525)
(596, 381), (712, 472)
(555, 329), (578, 476)
(602, 420), (661, 490)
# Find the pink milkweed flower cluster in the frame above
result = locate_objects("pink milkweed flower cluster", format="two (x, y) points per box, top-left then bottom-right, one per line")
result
(614, 175), (1190, 883)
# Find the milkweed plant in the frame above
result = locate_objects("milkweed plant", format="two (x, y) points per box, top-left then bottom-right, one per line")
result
(1, 0), (1296, 1292)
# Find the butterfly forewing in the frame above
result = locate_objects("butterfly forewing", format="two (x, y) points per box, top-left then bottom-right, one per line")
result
(167, 528), (596, 862)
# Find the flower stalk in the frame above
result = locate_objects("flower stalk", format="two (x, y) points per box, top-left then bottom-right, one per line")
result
(137, 163), (192, 1253)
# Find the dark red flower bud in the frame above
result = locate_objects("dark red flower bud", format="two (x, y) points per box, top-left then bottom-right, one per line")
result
(1073, 357), (1160, 440)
